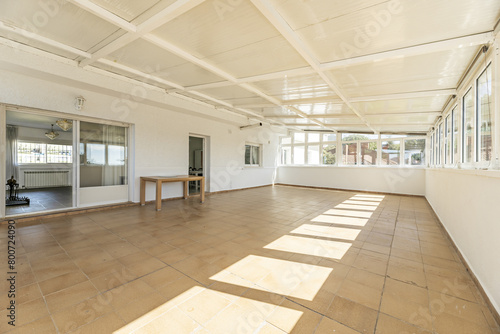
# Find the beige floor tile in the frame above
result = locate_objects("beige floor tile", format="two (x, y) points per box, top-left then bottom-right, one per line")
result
(314, 316), (361, 334)
(70, 312), (126, 334)
(129, 307), (199, 334)
(433, 311), (493, 334)
(8, 187), (498, 334)
(178, 288), (232, 324)
(115, 292), (168, 324)
(326, 296), (378, 333)
(9, 315), (56, 334)
(266, 299), (322, 333)
(45, 281), (99, 314)
(51, 295), (114, 333)
(38, 270), (88, 295)
(0, 297), (49, 332)
(375, 313), (431, 333)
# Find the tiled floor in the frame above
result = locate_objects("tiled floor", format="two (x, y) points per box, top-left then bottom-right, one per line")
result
(6, 187), (73, 216)
(0, 185), (498, 333)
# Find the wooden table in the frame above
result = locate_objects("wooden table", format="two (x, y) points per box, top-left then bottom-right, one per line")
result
(140, 175), (205, 211)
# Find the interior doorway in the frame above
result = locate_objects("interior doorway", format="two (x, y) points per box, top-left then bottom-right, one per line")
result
(188, 135), (205, 195)
(5, 111), (75, 216)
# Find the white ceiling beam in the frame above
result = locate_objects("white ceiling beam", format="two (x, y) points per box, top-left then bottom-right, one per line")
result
(283, 96), (343, 105)
(173, 81), (236, 93)
(0, 21), (91, 59)
(250, 0), (377, 134)
(235, 104), (276, 108)
(265, 114), (358, 119)
(95, 58), (184, 89)
(236, 66), (316, 83)
(78, 0), (205, 67)
(320, 32), (494, 71)
(67, 0), (137, 33)
(349, 89), (456, 102)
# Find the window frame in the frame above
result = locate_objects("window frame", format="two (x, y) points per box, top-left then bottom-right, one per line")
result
(17, 141), (73, 165)
(244, 143), (262, 167)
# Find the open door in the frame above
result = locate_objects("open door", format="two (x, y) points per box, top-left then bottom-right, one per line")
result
(188, 135), (205, 195)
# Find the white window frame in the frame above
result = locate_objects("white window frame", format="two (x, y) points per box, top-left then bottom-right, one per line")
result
(244, 143), (262, 167)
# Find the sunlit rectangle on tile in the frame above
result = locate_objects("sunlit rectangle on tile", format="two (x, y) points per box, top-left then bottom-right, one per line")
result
(311, 215), (368, 227)
(210, 255), (333, 301)
(334, 204), (377, 211)
(343, 200), (380, 207)
(323, 209), (373, 218)
(291, 224), (360, 241)
(352, 195), (385, 201)
(264, 235), (351, 261)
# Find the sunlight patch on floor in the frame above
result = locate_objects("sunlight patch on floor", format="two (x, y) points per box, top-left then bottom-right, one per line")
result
(211, 255), (333, 301)
(291, 224), (361, 241)
(310, 215), (369, 226)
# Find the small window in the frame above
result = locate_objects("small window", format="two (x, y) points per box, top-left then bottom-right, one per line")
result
(342, 143), (358, 165)
(245, 144), (261, 166)
(462, 89), (474, 164)
(476, 65), (492, 162)
(322, 144), (336, 165)
(47, 144), (73, 164)
(360, 141), (377, 165)
(404, 139), (425, 166)
(381, 141), (400, 165)
(17, 142), (46, 164)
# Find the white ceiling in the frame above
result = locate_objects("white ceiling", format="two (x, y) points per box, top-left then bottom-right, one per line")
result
(0, 0), (499, 134)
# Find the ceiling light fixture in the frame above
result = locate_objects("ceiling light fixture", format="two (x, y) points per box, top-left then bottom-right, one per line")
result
(75, 96), (85, 110)
(56, 119), (73, 131)
(45, 124), (59, 140)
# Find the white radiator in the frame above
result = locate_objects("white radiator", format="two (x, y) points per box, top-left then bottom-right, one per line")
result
(24, 170), (70, 188)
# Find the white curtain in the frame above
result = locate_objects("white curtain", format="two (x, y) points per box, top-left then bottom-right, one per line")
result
(6, 126), (18, 181)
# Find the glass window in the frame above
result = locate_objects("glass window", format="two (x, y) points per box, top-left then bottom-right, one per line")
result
(245, 144), (260, 165)
(404, 139), (425, 166)
(307, 145), (320, 164)
(342, 133), (377, 141)
(281, 146), (291, 165)
(281, 137), (291, 145)
(430, 134), (434, 166)
(477, 65), (492, 162)
(322, 133), (336, 142)
(86, 144), (105, 165)
(294, 132), (305, 144)
(360, 141), (377, 165)
(17, 142), (46, 164)
(322, 144), (336, 165)
(381, 141), (400, 165)
(462, 89), (474, 163)
(80, 121), (128, 187)
(452, 107), (458, 164)
(438, 123), (443, 165)
(307, 133), (320, 143)
(342, 143), (357, 165)
(293, 146), (305, 165)
(47, 144), (72, 164)
(444, 115), (451, 164)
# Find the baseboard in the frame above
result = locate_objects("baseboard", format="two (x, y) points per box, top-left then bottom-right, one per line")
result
(274, 183), (424, 197)
(424, 197), (500, 328)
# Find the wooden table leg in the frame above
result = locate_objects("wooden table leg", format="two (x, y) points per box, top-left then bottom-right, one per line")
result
(155, 180), (162, 211)
(140, 178), (146, 206)
(183, 180), (188, 199)
(200, 177), (205, 203)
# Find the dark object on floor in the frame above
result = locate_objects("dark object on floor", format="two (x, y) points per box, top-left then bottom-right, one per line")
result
(6, 175), (30, 206)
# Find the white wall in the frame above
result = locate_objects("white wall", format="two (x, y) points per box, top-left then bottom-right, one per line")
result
(426, 168), (500, 315)
(277, 166), (426, 196)
(0, 45), (282, 209)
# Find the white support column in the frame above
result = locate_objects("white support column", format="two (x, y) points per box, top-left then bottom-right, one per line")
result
(0, 104), (6, 218)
